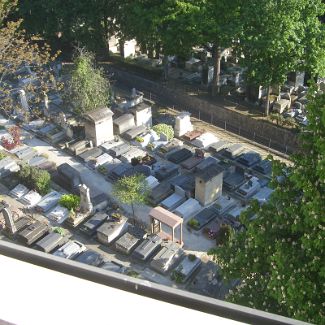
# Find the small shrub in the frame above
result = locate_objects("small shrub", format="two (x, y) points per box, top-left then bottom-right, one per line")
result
(171, 270), (185, 283)
(135, 136), (144, 143)
(188, 254), (196, 262)
(152, 123), (174, 140)
(146, 143), (155, 151)
(97, 165), (107, 175)
(111, 212), (123, 220)
(0, 151), (6, 160)
(53, 227), (65, 236)
(188, 218), (200, 229)
(18, 165), (51, 195)
(216, 224), (232, 246)
(126, 270), (139, 278)
(59, 194), (80, 211)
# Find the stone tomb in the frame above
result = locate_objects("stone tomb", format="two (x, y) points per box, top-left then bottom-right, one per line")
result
(160, 186), (187, 211)
(78, 147), (103, 162)
(195, 156), (219, 173)
(28, 156), (48, 167)
(195, 165), (224, 206)
(114, 225), (147, 255)
(183, 130), (203, 142)
(100, 138), (125, 153)
(190, 207), (218, 230)
(253, 159), (272, 175)
(119, 147), (146, 163)
(145, 175), (159, 189)
(167, 148), (192, 164)
(96, 215), (128, 245)
(174, 198), (202, 220)
(235, 176), (261, 199)
(221, 144), (245, 160)
(10, 184), (29, 199)
(113, 114), (135, 135)
(130, 102), (152, 128)
(17, 221), (49, 246)
(173, 254), (201, 283)
(174, 112), (193, 137)
(35, 232), (66, 253)
(47, 205), (70, 224)
(35, 191), (62, 213)
(107, 163), (132, 182)
(108, 143), (131, 158)
(132, 234), (163, 261)
(169, 174), (195, 198)
(148, 182), (173, 206)
(154, 163), (179, 181)
(236, 151), (261, 167)
(84, 107), (114, 147)
(0, 157), (19, 178)
(15, 147), (36, 161)
(158, 138), (183, 157)
(212, 195), (237, 216)
(150, 241), (183, 274)
(273, 99), (290, 114)
(20, 190), (42, 207)
(208, 140), (229, 153)
(223, 167), (246, 191)
(191, 132), (219, 149)
(79, 211), (109, 237)
(251, 187), (274, 205)
(87, 153), (113, 169)
(123, 125), (147, 141)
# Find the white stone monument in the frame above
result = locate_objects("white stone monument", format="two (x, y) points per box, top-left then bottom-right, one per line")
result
(18, 89), (29, 111)
(174, 112), (193, 137)
(2, 207), (17, 235)
(79, 184), (93, 214)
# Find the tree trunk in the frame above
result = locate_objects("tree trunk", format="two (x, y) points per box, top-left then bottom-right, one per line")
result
(148, 45), (154, 59)
(119, 39), (124, 58)
(154, 43), (160, 59)
(211, 45), (222, 97)
(131, 202), (135, 218)
(163, 55), (169, 81)
(265, 85), (271, 116)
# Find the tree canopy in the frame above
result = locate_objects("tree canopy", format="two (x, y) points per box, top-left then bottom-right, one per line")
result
(65, 48), (111, 114)
(211, 90), (325, 324)
(112, 174), (150, 218)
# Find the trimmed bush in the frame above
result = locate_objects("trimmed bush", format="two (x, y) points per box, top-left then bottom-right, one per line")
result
(152, 123), (174, 140)
(59, 194), (80, 211)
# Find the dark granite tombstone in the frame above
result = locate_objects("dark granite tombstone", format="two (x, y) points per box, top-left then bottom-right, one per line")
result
(236, 151), (261, 167)
(223, 167), (246, 191)
(132, 234), (162, 261)
(35, 232), (66, 253)
(221, 144), (245, 159)
(149, 182), (173, 205)
(190, 207), (218, 230)
(108, 143), (130, 158)
(167, 148), (192, 164)
(155, 163), (179, 181)
(115, 225), (147, 255)
(79, 211), (109, 236)
(253, 159), (272, 175)
(195, 156), (219, 173)
(169, 174), (195, 197)
(74, 250), (104, 266)
(55, 163), (82, 194)
(78, 147), (103, 162)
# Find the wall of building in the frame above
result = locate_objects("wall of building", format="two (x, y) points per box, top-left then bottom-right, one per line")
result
(195, 174), (223, 206)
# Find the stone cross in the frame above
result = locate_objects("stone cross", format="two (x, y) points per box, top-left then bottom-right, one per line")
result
(2, 207), (17, 235)
(18, 89), (29, 111)
(79, 184), (93, 214)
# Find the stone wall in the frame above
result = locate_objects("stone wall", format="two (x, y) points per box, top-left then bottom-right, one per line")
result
(110, 67), (299, 155)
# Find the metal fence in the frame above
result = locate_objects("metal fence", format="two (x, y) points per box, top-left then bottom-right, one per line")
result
(143, 90), (295, 156)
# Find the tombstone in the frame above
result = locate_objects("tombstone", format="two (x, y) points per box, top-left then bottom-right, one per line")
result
(66, 126), (74, 139)
(287, 71), (305, 88)
(84, 107), (114, 147)
(174, 112), (193, 137)
(2, 207), (17, 235)
(131, 88), (137, 98)
(195, 165), (224, 206)
(18, 89), (29, 111)
(160, 132), (168, 142)
(79, 184), (93, 214)
(58, 112), (67, 128)
(43, 91), (50, 117)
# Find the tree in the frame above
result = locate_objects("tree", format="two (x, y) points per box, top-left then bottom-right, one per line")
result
(65, 48), (111, 114)
(18, 164), (51, 195)
(59, 194), (80, 211)
(238, 0), (325, 115)
(211, 91), (325, 324)
(112, 174), (150, 218)
(201, 0), (241, 96)
(152, 123), (174, 140)
(0, 1), (59, 118)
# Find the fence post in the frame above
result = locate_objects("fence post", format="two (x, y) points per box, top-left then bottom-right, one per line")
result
(269, 139), (271, 150)
(285, 146), (288, 155)
(210, 114), (213, 124)
(225, 121), (227, 131)
(239, 127), (241, 136)
(254, 132), (256, 141)
(199, 110), (201, 120)
(149, 92), (152, 101)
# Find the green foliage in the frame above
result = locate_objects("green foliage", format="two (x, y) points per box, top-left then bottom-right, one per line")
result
(112, 174), (150, 217)
(188, 218), (199, 229)
(52, 227), (65, 236)
(18, 165), (51, 195)
(188, 254), (196, 262)
(126, 270), (139, 278)
(171, 269), (185, 284)
(59, 194), (80, 211)
(152, 123), (174, 141)
(97, 165), (107, 175)
(135, 136), (144, 143)
(66, 48), (111, 114)
(215, 224), (232, 246)
(0, 151), (6, 160)
(212, 92), (325, 324)
(269, 113), (285, 126)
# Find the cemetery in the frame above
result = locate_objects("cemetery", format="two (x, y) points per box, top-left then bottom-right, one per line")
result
(0, 80), (279, 299)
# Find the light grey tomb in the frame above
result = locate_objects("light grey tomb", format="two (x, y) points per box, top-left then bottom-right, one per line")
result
(132, 234), (163, 261)
(173, 254), (202, 283)
(113, 114), (135, 135)
(150, 241), (183, 274)
(160, 186), (187, 211)
(2, 207), (17, 235)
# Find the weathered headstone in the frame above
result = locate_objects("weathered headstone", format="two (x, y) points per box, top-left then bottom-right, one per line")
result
(2, 207), (17, 235)
(79, 184), (93, 214)
(18, 89), (29, 111)
(174, 112), (193, 137)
